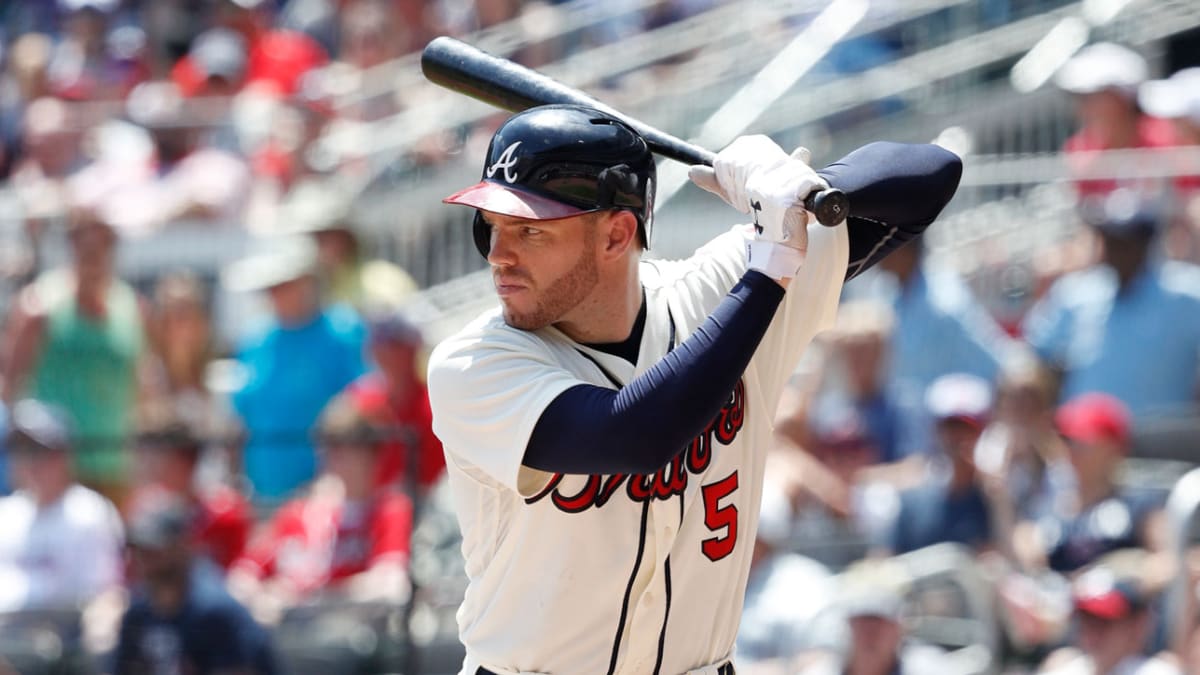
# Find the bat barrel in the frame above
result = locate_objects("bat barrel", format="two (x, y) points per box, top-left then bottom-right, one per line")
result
(421, 37), (713, 166)
(421, 37), (848, 226)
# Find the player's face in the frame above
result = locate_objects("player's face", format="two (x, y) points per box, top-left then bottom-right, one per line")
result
(482, 211), (600, 331)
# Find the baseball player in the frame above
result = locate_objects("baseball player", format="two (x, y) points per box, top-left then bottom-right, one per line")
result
(428, 104), (961, 675)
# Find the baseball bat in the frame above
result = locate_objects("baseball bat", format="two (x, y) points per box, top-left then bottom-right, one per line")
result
(421, 36), (849, 227)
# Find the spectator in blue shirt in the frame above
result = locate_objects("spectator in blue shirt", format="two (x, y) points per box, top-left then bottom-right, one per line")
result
(886, 373), (994, 556)
(223, 235), (365, 502)
(113, 494), (278, 675)
(854, 238), (1020, 458)
(1022, 189), (1200, 417)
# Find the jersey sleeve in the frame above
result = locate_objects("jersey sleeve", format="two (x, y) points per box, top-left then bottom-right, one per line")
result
(754, 220), (850, 410)
(427, 318), (583, 496)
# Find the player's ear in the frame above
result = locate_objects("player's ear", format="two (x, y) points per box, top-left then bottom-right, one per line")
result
(599, 210), (639, 259)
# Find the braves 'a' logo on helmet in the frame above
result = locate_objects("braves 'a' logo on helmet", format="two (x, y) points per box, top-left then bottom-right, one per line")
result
(485, 141), (523, 183)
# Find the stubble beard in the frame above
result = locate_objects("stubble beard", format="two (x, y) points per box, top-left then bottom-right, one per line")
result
(502, 236), (599, 331)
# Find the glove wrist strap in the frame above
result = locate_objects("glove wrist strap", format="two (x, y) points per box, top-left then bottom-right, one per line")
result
(746, 239), (806, 280)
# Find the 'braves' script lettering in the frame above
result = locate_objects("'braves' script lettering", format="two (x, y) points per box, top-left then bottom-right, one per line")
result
(526, 379), (746, 513)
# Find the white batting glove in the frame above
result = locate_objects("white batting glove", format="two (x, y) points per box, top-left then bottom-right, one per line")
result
(689, 136), (829, 279)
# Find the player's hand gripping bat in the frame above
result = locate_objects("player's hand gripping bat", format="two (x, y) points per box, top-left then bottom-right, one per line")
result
(420, 36), (849, 227)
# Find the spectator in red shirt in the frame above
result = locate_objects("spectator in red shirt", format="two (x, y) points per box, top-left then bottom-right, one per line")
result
(171, 0), (327, 98)
(170, 27), (248, 98)
(127, 403), (252, 571)
(1054, 42), (1176, 198)
(228, 391), (413, 624)
(346, 311), (445, 496)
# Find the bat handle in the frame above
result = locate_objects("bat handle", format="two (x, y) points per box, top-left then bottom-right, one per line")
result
(804, 188), (848, 227)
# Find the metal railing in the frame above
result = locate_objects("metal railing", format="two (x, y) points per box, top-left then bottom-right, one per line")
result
(1165, 467), (1200, 661)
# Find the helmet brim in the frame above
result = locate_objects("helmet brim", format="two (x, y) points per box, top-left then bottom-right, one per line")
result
(443, 181), (591, 221)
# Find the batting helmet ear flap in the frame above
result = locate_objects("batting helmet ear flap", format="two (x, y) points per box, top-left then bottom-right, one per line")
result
(472, 212), (491, 258)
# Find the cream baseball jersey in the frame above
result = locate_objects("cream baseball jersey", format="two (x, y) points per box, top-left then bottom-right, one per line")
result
(428, 223), (848, 675)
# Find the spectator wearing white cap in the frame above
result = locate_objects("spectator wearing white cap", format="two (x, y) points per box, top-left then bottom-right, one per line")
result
(1054, 42), (1177, 198)
(0, 399), (124, 614)
(1039, 551), (1180, 675)
(276, 178), (417, 313)
(1140, 67), (1200, 149)
(883, 373), (995, 556)
(223, 235), (366, 503)
(794, 558), (953, 675)
(1139, 66), (1200, 261)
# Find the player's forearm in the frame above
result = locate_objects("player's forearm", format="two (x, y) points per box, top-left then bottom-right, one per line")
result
(820, 142), (962, 280)
(524, 271), (784, 475)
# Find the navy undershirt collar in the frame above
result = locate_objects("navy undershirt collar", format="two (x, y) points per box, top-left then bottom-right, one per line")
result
(582, 289), (647, 365)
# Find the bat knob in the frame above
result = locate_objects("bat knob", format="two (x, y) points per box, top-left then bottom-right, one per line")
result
(804, 189), (849, 227)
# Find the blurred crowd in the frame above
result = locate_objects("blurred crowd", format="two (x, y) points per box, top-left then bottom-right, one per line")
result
(734, 41), (1200, 675)
(0, 0), (1197, 673)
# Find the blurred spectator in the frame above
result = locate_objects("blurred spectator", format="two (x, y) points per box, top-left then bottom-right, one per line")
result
(338, 1), (402, 71)
(127, 403), (251, 571)
(803, 405), (898, 554)
(810, 300), (903, 466)
(113, 493), (278, 675)
(0, 399), (124, 613)
(854, 238), (1019, 457)
(106, 80), (251, 233)
(223, 235), (365, 502)
(279, 178), (417, 312)
(1, 213), (150, 505)
(0, 33), (55, 178)
(9, 97), (84, 254)
(1021, 190), (1200, 417)
(146, 270), (229, 434)
(172, 0), (327, 99)
(1016, 393), (1168, 576)
(885, 373), (994, 556)
(309, 0), (405, 122)
(244, 96), (332, 200)
(171, 27), (248, 98)
(794, 558), (953, 674)
(1139, 67), (1200, 189)
(46, 0), (148, 101)
(345, 310), (444, 495)
(996, 394), (1170, 652)
(736, 488), (835, 668)
(1054, 42), (1175, 198)
(1038, 552), (1180, 675)
(228, 392), (412, 623)
(766, 382), (900, 569)
(975, 353), (1074, 565)
(1139, 67), (1200, 263)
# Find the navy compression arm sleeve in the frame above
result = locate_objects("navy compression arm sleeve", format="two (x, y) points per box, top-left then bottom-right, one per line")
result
(524, 271), (784, 476)
(817, 142), (963, 281)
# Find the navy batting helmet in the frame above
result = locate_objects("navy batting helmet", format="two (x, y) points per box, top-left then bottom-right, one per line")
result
(443, 104), (656, 257)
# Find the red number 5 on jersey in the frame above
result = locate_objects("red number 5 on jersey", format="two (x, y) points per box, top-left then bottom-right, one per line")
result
(701, 471), (739, 561)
